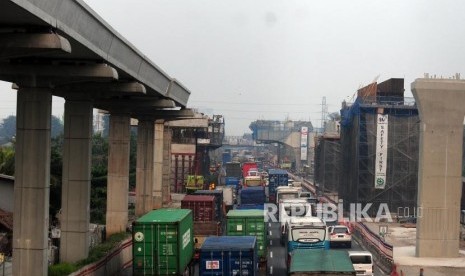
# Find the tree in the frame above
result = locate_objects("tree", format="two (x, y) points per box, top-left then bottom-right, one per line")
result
(0, 115), (63, 145)
(51, 115), (64, 138)
(129, 127), (137, 190)
(328, 112), (341, 121)
(90, 133), (109, 223)
(0, 146), (14, 175)
(0, 116), (16, 145)
(50, 135), (63, 221)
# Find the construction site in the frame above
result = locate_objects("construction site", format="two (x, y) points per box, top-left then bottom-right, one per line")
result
(315, 78), (420, 216)
(314, 121), (342, 195)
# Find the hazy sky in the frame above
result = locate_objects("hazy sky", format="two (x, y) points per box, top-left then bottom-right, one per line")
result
(1, 0), (464, 135)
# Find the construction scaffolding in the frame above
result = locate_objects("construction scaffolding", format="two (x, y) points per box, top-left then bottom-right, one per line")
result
(339, 79), (419, 216)
(314, 135), (341, 194)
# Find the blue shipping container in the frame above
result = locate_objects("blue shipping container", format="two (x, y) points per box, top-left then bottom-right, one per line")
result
(236, 204), (265, 210)
(240, 187), (266, 205)
(267, 169), (288, 202)
(222, 152), (232, 164)
(199, 236), (258, 276)
(225, 177), (240, 187)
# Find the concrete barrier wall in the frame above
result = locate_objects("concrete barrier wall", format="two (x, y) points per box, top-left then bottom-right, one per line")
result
(351, 222), (393, 273)
(353, 222), (393, 259)
(70, 238), (132, 276)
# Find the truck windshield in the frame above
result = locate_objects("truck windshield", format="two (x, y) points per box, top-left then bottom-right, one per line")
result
(350, 255), (372, 264)
(278, 192), (299, 201)
(291, 227), (326, 243)
(284, 205), (309, 216)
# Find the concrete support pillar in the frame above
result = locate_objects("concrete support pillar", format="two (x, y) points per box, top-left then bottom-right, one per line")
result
(135, 119), (154, 216)
(162, 126), (172, 205)
(60, 99), (93, 263)
(106, 113), (131, 236)
(412, 78), (465, 258)
(153, 120), (164, 209)
(13, 87), (52, 276)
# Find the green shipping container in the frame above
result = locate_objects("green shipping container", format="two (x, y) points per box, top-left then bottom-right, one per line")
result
(133, 209), (194, 275)
(289, 249), (356, 275)
(226, 209), (267, 260)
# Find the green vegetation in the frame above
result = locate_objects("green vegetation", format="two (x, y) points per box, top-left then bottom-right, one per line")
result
(0, 145), (14, 175)
(90, 133), (109, 224)
(48, 263), (78, 276)
(76, 232), (130, 267)
(0, 115), (64, 145)
(48, 232), (130, 276)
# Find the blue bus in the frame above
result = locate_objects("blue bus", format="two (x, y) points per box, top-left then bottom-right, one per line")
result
(284, 216), (329, 265)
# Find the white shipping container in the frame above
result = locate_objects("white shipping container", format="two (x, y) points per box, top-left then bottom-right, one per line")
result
(216, 186), (234, 206)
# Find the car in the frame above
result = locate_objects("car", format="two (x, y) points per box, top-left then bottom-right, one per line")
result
(348, 251), (374, 276)
(328, 225), (352, 248)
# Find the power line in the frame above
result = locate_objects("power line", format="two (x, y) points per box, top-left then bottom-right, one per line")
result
(189, 100), (335, 106)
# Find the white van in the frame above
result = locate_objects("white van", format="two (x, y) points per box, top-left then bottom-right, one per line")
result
(348, 251), (373, 276)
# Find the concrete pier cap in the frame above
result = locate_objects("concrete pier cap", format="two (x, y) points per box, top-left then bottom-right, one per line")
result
(411, 73), (465, 259)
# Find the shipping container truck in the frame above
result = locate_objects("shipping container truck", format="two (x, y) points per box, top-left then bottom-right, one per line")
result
(214, 186), (234, 207)
(193, 190), (224, 221)
(181, 195), (216, 222)
(239, 186), (266, 205)
(268, 169), (289, 203)
(224, 176), (241, 187)
(199, 236), (259, 276)
(242, 162), (258, 178)
(225, 162), (242, 178)
(226, 209), (267, 264)
(132, 209), (194, 276)
(222, 151), (232, 165)
(288, 249), (356, 275)
(193, 221), (222, 261)
(236, 203), (264, 210)
(243, 175), (263, 187)
(186, 175), (205, 194)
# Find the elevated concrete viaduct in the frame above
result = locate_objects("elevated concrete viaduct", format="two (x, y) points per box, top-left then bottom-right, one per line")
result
(0, 1), (192, 275)
(250, 120), (313, 171)
(412, 77), (465, 258)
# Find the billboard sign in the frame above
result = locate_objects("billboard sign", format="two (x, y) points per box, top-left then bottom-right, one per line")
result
(375, 114), (388, 189)
(301, 126), (308, 160)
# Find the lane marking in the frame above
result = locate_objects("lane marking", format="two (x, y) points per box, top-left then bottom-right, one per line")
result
(270, 251), (273, 258)
(269, 223), (271, 227)
(270, 240), (272, 245)
(270, 266), (273, 274)
(269, 230), (272, 236)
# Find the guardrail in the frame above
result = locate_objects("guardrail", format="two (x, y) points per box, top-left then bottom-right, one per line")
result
(351, 222), (393, 273)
